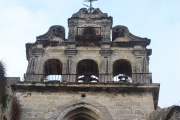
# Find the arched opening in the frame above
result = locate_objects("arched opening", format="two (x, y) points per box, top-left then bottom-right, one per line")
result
(54, 99), (113, 120)
(43, 59), (62, 81)
(113, 59), (132, 83)
(63, 107), (101, 120)
(76, 59), (99, 83)
(83, 27), (97, 35)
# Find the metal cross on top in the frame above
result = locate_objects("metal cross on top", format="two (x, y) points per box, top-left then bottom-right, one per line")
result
(83, 0), (98, 13)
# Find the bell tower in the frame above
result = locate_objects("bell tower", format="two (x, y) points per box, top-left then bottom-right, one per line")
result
(15, 7), (159, 120)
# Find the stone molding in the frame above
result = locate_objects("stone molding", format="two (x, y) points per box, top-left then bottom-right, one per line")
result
(64, 49), (77, 56)
(99, 50), (113, 58)
(112, 25), (150, 43)
(13, 83), (160, 110)
(31, 48), (44, 55)
(37, 25), (65, 40)
(51, 99), (113, 120)
(132, 49), (146, 57)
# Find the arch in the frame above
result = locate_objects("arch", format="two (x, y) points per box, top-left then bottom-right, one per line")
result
(62, 105), (101, 120)
(72, 55), (101, 75)
(43, 59), (63, 81)
(36, 55), (66, 74)
(113, 59), (132, 80)
(76, 59), (99, 75)
(111, 56), (135, 66)
(51, 99), (113, 120)
(75, 56), (101, 67)
(76, 59), (99, 82)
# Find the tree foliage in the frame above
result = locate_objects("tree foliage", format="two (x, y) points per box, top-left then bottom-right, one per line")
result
(0, 60), (7, 106)
(0, 60), (21, 120)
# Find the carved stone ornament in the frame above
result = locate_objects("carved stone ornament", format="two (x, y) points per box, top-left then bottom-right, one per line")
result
(112, 25), (150, 43)
(72, 8), (88, 17)
(112, 26), (125, 38)
(92, 8), (108, 17)
(72, 8), (108, 18)
(37, 25), (65, 40)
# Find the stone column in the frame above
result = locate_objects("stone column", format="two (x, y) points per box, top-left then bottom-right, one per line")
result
(68, 20), (77, 41)
(101, 21), (111, 42)
(64, 43), (77, 82)
(99, 43), (113, 83)
(132, 49), (150, 83)
(25, 44), (44, 82)
(25, 56), (40, 82)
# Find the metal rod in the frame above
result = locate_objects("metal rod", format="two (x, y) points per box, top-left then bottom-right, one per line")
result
(26, 73), (152, 75)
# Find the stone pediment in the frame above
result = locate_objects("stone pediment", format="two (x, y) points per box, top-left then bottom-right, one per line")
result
(72, 8), (108, 18)
(36, 25), (65, 41)
(112, 25), (150, 44)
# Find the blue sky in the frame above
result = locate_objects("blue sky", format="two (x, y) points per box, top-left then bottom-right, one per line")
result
(0, 0), (180, 108)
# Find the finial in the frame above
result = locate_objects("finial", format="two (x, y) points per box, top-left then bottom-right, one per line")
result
(83, 0), (98, 13)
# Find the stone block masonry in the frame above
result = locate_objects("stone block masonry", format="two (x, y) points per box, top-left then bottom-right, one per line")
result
(13, 83), (159, 120)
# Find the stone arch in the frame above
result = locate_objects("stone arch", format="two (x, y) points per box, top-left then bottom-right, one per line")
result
(112, 59), (133, 82)
(75, 56), (100, 66)
(76, 59), (99, 82)
(34, 55), (66, 81)
(76, 59), (99, 73)
(73, 56), (101, 74)
(111, 56), (135, 66)
(37, 55), (66, 75)
(43, 59), (63, 75)
(41, 59), (63, 81)
(51, 99), (113, 120)
(110, 56), (135, 74)
(112, 59), (132, 77)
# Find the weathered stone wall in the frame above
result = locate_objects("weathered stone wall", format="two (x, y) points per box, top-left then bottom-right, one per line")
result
(17, 90), (154, 120)
(27, 46), (150, 83)
(0, 77), (20, 120)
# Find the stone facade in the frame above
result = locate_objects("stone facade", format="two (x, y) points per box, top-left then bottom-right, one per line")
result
(13, 83), (159, 120)
(10, 8), (160, 120)
(25, 8), (152, 84)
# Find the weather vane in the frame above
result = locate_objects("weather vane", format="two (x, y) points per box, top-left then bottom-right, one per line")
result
(83, 0), (98, 13)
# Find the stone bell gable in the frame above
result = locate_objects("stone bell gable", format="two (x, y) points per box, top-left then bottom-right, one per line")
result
(68, 8), (112, 42)
(25, 8), (152, 84)
(12, 7), (162, 120)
